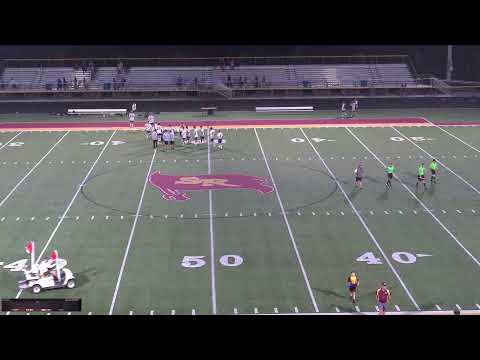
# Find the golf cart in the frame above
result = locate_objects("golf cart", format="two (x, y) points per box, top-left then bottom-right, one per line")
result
(19, 257), (76, 294)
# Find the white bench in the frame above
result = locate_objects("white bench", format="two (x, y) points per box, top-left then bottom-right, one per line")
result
(67, 109), (127, 115)
(201, 107), (217, 116)
(255, 106), (314, 113)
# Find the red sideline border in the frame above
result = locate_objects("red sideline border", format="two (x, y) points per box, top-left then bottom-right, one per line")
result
(0, 117), (440, 132)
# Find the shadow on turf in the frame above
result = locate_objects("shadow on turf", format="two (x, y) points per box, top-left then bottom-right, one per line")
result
(76, 268), (102, 288)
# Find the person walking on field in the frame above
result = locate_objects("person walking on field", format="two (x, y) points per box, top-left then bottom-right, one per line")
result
(429, 159), (438, 184)
(354, 162), (364, 189)
(376, 282), (391, 315)
(347, 271), (359, 304)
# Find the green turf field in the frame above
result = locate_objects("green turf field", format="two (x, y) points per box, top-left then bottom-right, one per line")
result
(1, 108), (480, 315)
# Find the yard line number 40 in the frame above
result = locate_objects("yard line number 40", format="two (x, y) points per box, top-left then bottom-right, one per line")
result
(357, 251), (419, 265)
(182, 255), (244, 268)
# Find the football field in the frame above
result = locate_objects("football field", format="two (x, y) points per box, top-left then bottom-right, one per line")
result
(0, 109), (480, 315)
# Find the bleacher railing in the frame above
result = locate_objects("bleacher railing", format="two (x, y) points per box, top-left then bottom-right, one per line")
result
(0, 55), (411, 68)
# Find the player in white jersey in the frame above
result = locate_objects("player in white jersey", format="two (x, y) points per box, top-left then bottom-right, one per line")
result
(145, 122), (152, 139)
(341, 102), (346, 118)
(193, 126), (200, 145)
(200, 126), (205, 143)
(129, 112), (135, 128)
(131, 103), (137, 113)
(148, 113), (155, 126)
(216, 130), (224, 150)
(209, 127), (215, 143)
(181, 126), (188, 145)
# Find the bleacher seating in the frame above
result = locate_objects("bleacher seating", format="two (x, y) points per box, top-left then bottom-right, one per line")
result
(125, 66), (212, 89)
(211, 66), (296, 88)
(38, 67), (75, 89)
(1, 67), (40, 88)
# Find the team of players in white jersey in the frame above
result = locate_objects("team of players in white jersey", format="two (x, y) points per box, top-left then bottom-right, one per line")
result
(140, 112), (225, 150)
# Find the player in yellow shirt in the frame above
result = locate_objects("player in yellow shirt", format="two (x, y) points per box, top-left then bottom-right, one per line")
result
(347, 271), (360, 304)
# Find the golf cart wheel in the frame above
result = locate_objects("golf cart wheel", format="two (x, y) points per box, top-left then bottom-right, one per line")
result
(66, 279), (75, 289)
(32, 284), (42, 294)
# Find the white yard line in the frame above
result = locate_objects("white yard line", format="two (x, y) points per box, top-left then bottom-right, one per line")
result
(0, 131), (23, 151)
(421, 117), (480, 153)
(251, 309), (480, 315)
(207, 132), (217, 315)
(15, 131), (116, 299)
(254, 128), (319, 313)
(109, 148), (157, 315)
(301, 128), (420, 310)
(0, 131), (70, 209)
(347, 127), (480, 269)
(392, 127), (480, 197)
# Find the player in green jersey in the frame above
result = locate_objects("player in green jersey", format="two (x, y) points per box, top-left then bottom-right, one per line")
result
(416, 163), (427, 190)
(386, 163), (396, 189)
(429, 159), (438, 184)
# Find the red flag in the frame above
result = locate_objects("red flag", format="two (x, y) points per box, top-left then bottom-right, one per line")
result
(51, 250), (58, 261)
(25, 241), (34, 254)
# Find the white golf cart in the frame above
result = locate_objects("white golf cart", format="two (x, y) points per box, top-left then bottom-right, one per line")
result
(19, 258), (76, 294)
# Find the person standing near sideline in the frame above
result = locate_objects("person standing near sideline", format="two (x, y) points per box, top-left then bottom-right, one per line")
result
(416, 163), (427, 190)
(341, 101), (347, 118)
(376, 282), (391, 315)
(128, 111), (135, 128)
(386, 163), (396, 189)
(347, 271), (360, 304)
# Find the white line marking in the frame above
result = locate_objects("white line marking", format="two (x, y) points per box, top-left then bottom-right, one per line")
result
(348, 127), (480, 276)
(0, 132), (23, 151)
(171, 310), (175, 315)
(375, 305), (379, 312)
(239, 212), (243, 217)
(0, 262), (3, 266)
(75, 216), (79, 221)
(109, 148), (156, 315)
(0, 132), (69, 209)
(456, 304), (462, 311)
(30, 217), (35, 221)
(398, 210), (403, 214)
(442, 210), (447, 214)
(254, 307), (259, 314)
(369, 211), (374, 215)
(384, 210), (389, 214)
(120, 216), (124, 220)
(105, 215), (109, 220)
(476, 304), (480, 310)
(129, 311), (133, 315)
(45, 217), (50, 221)
(15, 217), (20, 221)
(435, 304), (442, 310)
(393, 127), (480, 197)
(456, 210), (462, 214)
(355, 306), (361, 312)
(274, 307), (279, 314)
(255, 128), (319, 313)
(294, 306), (299, 313)
(207, 133), (217, 315)
(68, 312), (71, 315)
(88, 312), (92, 315)
(395, 305), (401, 312)
(192, 309), (196, 315)
(297, 211), (301, 216)
(312, 211), (316, 216)
(326, 211), (330, 215)
(340, 211), (345, 215)
(416, 254), (432, 257)
(335, 307), (340, 313)
(150, 310), (154, 315)
(0, 217), (4, 222)
(472, 209), (477, 214)
(421, 117), (480, 153)
(90, 216), (94, 220)
(234, 308), (238, 314)
(305, 128), (420, 310)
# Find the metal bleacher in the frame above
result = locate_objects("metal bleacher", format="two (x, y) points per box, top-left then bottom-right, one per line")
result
(1, 67), (41, 88)
(125, 66), (212, 89)
(211, 66), (297, 88)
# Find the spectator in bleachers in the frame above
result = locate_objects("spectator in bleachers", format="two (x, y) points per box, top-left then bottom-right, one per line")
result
(9, 79), (17, 89)
(74, 77), (78, 89)
(194, 77), (198, 89)
(244, 76), (248, 86)
(239, 77), (244, 87)
(113, 78), (117, 90)
(62, 77), (67, 89)
(254, 75), (259, 88)
(226, 75), (232, 88)
(176, 75), (184, 87)
(230, 59), (235, 70)
(57, 78), (62, 91)
(262, 75), (267, 87)
(121, 77), (126, 89)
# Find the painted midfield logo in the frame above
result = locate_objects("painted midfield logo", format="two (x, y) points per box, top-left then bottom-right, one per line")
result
(149, 172), (274, 201)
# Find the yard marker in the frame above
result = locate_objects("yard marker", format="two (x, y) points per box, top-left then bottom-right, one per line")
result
(171, 310), (175, 315)
(91, 216), (94, 220)
(375, 306), (379, 312)
(369, 211), (374, 215)
(83, 161), (86, 164)
(307, 128), (421, 310)
(194, 213), (198, 218)
(335, 307), (340, 313)
(45, 217), (50, 221)
(0, 131), (70, 210)
(68, 312), (71, 315)
(395, 305), (401, 312)
(149, 214), (153, 219)
(326, 211), (330, 215)
(456, 210), (462, 214)
(120, 215), (124, 220)
(0, 217), (4, 222)
(442, 210), (447, 214)
(239, 212), (243, 217)
(256, 129), (319, 313)
(413, 210), (417, 215)
(349, 127), (480, 281)
(472, 209), (477, 214)
(192, 309), (196, 315)
(253, 212), (256, 216)
(16, 217), (20, 221)
(340, 211), (344, 215)
(297, 212), (301, 216)
(150, 310), (154, 315)
(30, 217), (35, 221)
(26, 161), (30, 165)
(75, 216), (79, 221)
(254, 307), (259, 314)
(274, 307), (279, 314)
(88, 312), (92, 315)
(129, 311), (133, 315)
(456, 304), (462, 311)
(464, 155), (468, 158)
(180, 214), (183, 219)
(0, 131), (23, 151)
(393, 127), (480, 197)
(13, 161), (18, 165)
(207, 132), (217, 315)
(109, 148), (156, 315)
(476, 304), (480, 310)
(398, 210), (403, 215)
(268, 212), (271, 216)
(294, 307), (299, 313)
(253, 158), (257, 161)
(312, 211), (316, 216)
(164, 214), (168, 219)
(384, 211), (389, 214)
(234, 308), (238, 314)
(355, 306), (361, 312)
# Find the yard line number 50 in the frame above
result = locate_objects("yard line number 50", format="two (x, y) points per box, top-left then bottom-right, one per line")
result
(182, 255), (244, 268)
